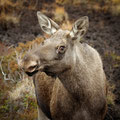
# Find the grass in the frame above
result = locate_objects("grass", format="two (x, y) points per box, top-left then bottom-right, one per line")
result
(0, 36), (44, 82)
(107, 82), (116, 105)
(0, 0), (38, 28)
(55, 0), (120, 15)
(0, 37), (44, 120)
(105, 52), (120, 68)
(0, 0), (120, 28)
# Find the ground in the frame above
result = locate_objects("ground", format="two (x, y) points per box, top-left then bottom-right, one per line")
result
(0, 1), (120, 120)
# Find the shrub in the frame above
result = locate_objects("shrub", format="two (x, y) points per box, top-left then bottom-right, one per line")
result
(0, 37), (44, 120)
(0, 37), (44, 82)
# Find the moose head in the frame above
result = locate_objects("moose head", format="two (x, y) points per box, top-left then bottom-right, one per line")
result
(20, 12), (89, 77)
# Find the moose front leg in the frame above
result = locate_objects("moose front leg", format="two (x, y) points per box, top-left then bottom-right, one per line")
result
(38, 106), (50, 120)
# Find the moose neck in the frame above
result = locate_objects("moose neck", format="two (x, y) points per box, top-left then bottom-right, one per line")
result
(58, 44), (92, 101)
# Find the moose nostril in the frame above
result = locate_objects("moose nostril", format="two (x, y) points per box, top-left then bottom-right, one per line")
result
(28, 65), (37, 71)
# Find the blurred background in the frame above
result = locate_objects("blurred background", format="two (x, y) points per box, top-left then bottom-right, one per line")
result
(0, 0), (120, 120)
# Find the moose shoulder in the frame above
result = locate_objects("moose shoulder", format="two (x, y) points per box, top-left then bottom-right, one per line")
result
(20, 12), (107, 120)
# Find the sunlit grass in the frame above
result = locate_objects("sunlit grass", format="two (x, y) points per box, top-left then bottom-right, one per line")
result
(0, 12), (20, 24)
(55, 0), (120, 15)
(0, 0), (38, 27)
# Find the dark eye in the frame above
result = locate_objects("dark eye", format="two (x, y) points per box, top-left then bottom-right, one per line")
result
(56, 45), (66, 54)
(59, 46), (65, 51)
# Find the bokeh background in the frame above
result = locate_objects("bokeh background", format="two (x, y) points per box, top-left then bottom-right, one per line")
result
(0, 0), (120, 120)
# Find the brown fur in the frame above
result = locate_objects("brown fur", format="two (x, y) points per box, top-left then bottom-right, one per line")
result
(20, 12), (107, 120)
(33, 72), (55, 119)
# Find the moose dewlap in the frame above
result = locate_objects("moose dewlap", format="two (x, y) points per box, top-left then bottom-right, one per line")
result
(20, 11), (107, 120)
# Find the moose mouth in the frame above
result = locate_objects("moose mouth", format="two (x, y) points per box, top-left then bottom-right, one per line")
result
(44, 70), (56, 78)
(25, 70), (38, 77)
(25, 66), (57, 78)
(43, 67), (57, 78)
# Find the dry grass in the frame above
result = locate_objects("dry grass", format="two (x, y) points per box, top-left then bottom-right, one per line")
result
(0, 12), (20, 24)
(1, 0), (119, 29)
(53, 5), (72, 30)
(0, 0), (38, 27)
(54, 6), (68, 22)
(107, 82), (116, 105)
(9, 77), (35, 101)
(0, 74), (38, 120)
(0, 37), (45, 120)
(55, 0), (120, 15)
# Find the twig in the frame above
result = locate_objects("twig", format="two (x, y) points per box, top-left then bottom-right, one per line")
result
(0, 57), (12, 81)
(0, 55), (25, 82)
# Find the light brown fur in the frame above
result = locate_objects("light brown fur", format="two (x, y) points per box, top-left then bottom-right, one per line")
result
(20, 12), (107, 120)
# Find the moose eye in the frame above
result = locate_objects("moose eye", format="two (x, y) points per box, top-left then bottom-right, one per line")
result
(59, 46), (65, 51)
(56, 45), (66, 54)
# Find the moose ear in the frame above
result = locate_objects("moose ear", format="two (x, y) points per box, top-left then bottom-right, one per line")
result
(70, 16), (89, 40)
(37, 11), (59, 35)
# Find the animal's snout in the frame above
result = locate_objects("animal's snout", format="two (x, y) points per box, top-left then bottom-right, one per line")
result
(19, 58), (40, 76)
(26, 64), (38, 73)
(24, 64), (39, 77)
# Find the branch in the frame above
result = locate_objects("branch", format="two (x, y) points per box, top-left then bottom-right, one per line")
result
(0, 57), (12, 81)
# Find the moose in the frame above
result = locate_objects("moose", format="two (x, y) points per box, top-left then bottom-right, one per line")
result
(20, 12), (107, 120)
